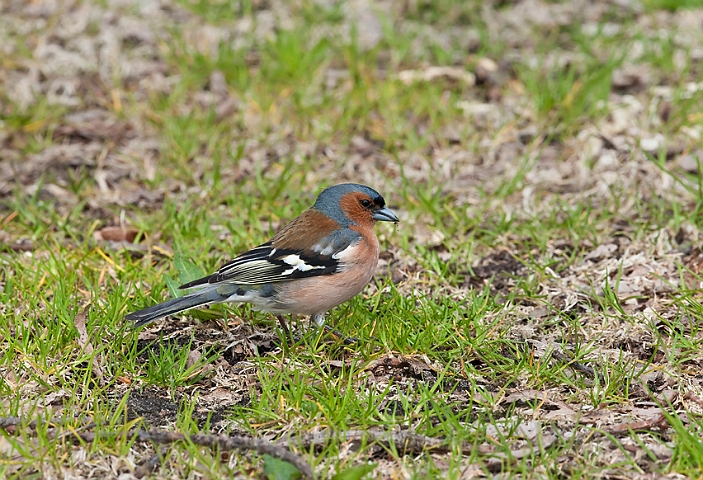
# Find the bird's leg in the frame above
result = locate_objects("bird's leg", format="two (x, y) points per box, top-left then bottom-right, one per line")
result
(310, 313), (326, 328)
(275, 314), (294, 343)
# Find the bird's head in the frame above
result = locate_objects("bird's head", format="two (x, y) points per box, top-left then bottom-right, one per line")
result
(313, 183), (399, 227)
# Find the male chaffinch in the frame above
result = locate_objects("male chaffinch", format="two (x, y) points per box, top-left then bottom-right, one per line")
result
(126, 183), (399, 331)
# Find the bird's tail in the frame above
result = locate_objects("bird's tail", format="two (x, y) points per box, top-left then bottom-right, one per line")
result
(125, 288), (224, 328)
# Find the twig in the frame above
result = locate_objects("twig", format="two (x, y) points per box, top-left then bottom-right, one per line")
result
(289, 428), (458, 454)
(0, 417), (85, 434)
(89, 429), (312, 478)
(1, 241), (34, 252)
(290, 427), (559, 456)
(0, 418), (313, 479)
(549, 348), (596, 378)
(0, 416), (22, 430)
(0, 416), (95, 431)
(288, 427), (557, 473)
(527, 339), (597, 378)
(603, 414), (668, 435)
(322, 325), (361, 345)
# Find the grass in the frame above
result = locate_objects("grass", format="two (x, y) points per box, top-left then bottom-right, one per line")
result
(2, 0), (703, 478)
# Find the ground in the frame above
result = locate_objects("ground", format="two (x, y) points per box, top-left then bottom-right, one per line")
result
(2, 0), (703, 478)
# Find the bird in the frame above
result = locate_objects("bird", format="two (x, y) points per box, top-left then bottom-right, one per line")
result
(125, 183), (399, 334)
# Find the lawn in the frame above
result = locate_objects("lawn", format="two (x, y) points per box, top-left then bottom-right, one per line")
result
(2, 0), (703, 478)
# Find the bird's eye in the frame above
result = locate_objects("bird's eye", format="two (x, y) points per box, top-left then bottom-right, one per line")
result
(360, 199), (372, 208)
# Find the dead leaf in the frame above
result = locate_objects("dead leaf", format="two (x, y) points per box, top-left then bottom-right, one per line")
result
(74, 310), (92, 355)
(611, 65), (649, 92)
(94, 226), (141, 243)
(412, 223), (446, 247)
(25, 183), (78, 206)
(584, 243), (618, 261)
(676, 153), (701, 173)
(398, 66), (476, 87)
(503, 389), (578, 421)
(474, 57), (499, 81)
(0, 435), (31, 461)
(74, 309), (105, 385)
(364, 355), (435, 377)
(485, 420), (542, 442)
(209, 70), (228, 97)
(53, 109), (135, 143)
(186, 349), (202, 370)
(476, 431), (558, 470)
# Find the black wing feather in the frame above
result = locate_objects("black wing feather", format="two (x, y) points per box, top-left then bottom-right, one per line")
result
(179, 241), (341, 288)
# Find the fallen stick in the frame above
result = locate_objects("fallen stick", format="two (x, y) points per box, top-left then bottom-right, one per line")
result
(290, 428), (457, 454)
(285, 427), (557, 462)
(603, 414), (669, 435)
(0, 418), (313, 479)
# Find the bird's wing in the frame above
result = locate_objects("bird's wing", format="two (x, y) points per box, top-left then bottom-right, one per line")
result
(179, 210), (360, 288)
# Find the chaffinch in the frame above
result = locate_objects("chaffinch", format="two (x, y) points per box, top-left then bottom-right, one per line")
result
(126, 183), (399, 331)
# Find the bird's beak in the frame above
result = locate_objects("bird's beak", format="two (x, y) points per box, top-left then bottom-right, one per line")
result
(373, 206), (399, 223)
